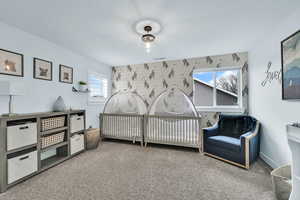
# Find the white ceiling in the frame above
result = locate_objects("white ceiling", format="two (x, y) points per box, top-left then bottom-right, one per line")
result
(0, 0), (299, 66)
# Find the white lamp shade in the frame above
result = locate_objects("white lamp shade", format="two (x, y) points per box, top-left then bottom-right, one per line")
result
(0, 81), (24, 96)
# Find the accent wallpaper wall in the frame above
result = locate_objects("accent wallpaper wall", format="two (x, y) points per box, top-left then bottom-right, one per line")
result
(112, 52), (248, 126)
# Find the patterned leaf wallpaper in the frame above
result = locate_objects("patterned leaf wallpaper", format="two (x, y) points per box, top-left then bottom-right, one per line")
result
(111, 52), (248, 126)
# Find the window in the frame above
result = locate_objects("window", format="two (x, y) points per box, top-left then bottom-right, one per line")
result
(88, 71), (108, 103)
(193, 67), (242, 112)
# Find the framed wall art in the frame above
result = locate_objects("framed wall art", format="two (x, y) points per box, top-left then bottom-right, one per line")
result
(0, 48), (24, 77)
(281, 30), (300, 100)
(33, 58), (53, 81)
(59, 64), (73, 84)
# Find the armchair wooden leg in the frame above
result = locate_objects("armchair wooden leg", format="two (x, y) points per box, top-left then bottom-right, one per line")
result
(245, 139), (250, 170)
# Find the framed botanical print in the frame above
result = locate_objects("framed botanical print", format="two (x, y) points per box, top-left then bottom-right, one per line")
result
(33, 58), (52, 81)
(59, 64), (73, 84)
(0, 48), (24, 77)
(281, 30), (300, 100)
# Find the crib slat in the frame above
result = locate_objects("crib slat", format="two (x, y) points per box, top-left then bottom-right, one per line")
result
(126, 116), (128, 138)
(131, 116), (133, 139)
(136, 116), (137, 138)
(112, 115), (114, 137)
(185, 119), (188, 144)
(107, 115), (110, 136)
(117, 116), (119, 137)
(173, 119), (175, 143)
(160, 117), (162, 142)
(150, 117), (152, 141)
(105, 115), (108, 136)
(188, 119), (191, 144)
(123, 116), (125, 138)
(195, 119), (197, 144)
(162, 117), (164, 142)
(170, 119), (172, 143)
(115, 115), (117, 137)
(190, 119), (193, 144)
(175, 120), (177, 144)
(157, 117), (159, 142)
(115, 116), (117, 137)
(151, 117), (153, 141)
(166, 118), (169, 142)
(139, 116), (141, 138)
(146, 116), (149, 141)
(184, 119), (186, 144)
(125, 116), (127, 138)
(109, 115), (111, 136)
(168, 119), (170, 143)
(150, 116), (152, 140)
(128, 116), (130, 138)
(190, 119), (192, 144)
(193, 119), (195, 144)
(111, 116), (113, 136)
(180, 119), (182, 144)
(159, 117), (161, 142)
(127, 116), (129, 138)
(132, 116), (134, 139)
(151, 117), (154, 141)
(165, 118), (167, 142)
(154, 117), (156, 141)
(106, 115), (108, 136)
(164, 118), (167, 142)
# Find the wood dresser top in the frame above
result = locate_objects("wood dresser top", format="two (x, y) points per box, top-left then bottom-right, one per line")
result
(0, 110), (85, 121)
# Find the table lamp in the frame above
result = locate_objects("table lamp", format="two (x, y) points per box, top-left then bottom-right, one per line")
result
(0, 81), (23, 116)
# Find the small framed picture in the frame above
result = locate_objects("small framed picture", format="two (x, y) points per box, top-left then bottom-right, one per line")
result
(33, 58), (53, 81)
(59, 64), (73, 84)
(0, 48), (24, 77)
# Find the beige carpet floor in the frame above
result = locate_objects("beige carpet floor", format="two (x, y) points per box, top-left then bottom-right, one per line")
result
(0, 140), (276, 200)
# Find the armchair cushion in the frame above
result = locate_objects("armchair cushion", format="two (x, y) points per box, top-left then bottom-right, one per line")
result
(207, 136), (241, 152)
(219, 115), (255, 138)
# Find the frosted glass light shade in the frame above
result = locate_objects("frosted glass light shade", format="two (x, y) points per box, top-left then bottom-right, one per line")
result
(0, 81), (23, 96)
(103, 90), (147, 114)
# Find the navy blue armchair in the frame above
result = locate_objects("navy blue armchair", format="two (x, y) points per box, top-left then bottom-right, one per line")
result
(203, 115), (260, 169)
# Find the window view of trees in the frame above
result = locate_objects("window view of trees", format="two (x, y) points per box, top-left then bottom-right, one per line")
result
(216, 72), (238, 94)
(216, 70), (239, 106)
(193, 68), (240, 108)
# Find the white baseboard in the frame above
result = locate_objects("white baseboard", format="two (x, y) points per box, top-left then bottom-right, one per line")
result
(259, 152), (279, 169)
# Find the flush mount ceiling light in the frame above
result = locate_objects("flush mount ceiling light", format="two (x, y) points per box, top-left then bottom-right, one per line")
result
(142, 26), (155, 48)
(135, 19), (161, 53)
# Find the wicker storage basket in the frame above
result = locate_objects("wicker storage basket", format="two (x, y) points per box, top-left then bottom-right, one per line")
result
(271, 165), (292, 200)
(41, 116), (65, 131)
(41, 132), (65, 148)
(86, 128), (100, 150)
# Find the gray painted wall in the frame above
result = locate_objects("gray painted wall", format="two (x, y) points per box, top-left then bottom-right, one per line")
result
(0, 22), (111, 128)
(249, 7), (300, 168)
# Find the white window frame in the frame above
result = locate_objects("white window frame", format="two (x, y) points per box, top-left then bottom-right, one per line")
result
(88, 71), (109, 105)
(193, 66), (243, 113)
